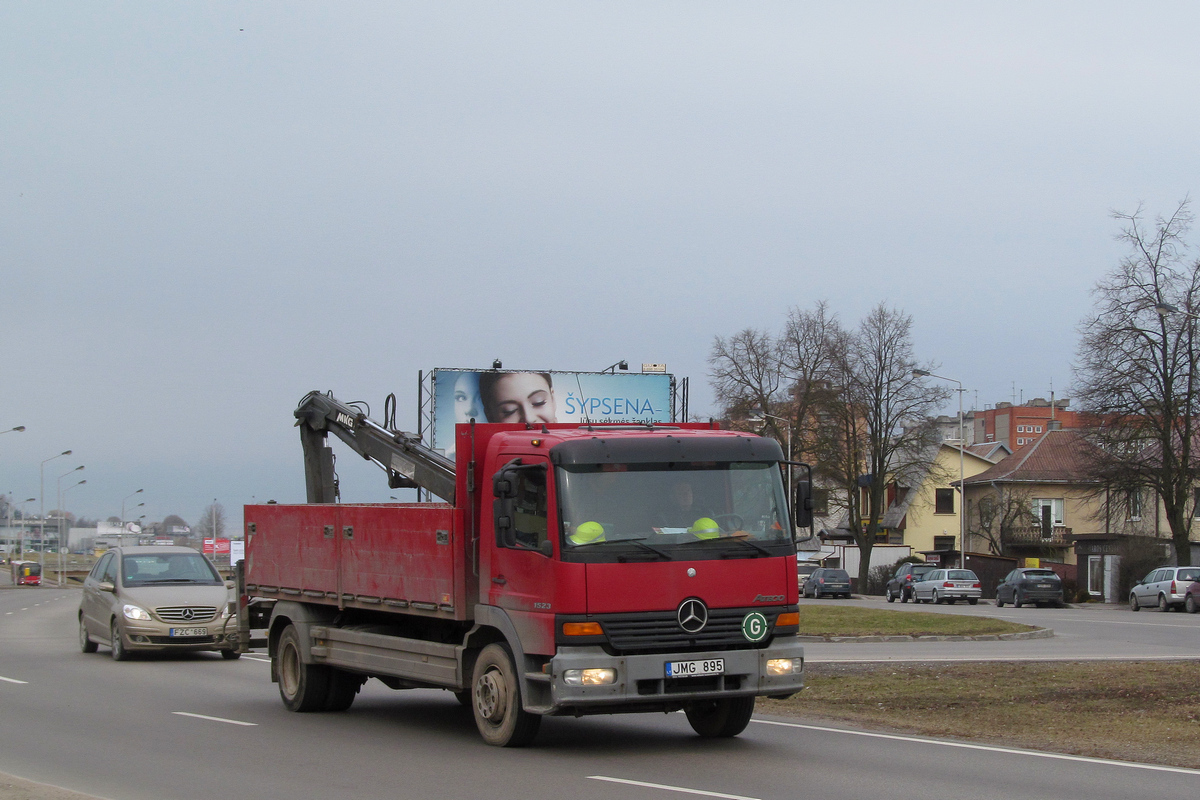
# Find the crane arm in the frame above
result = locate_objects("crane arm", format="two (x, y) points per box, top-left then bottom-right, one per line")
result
(294, 390), (456, 504)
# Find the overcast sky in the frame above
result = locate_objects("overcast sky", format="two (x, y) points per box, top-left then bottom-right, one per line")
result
(4, 2), (1200, 531)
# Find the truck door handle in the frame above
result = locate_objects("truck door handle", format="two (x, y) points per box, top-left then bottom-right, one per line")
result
(492, 576), (507, 586)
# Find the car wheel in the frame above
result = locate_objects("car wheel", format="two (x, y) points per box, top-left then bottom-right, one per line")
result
(1130, 594), (1140, 612)
(996, 595), (1005, 607)
(814, 588), (822, 599)
(932, 589), (940, 604)
(110, 619), (129, 662)
(1158, 594), (1170, 612)
(900, 589), (910, 603)
(79, 614), (97, 654)
(1186, 595), (1198, 614)
(886, 588), (896, 603)
(968, 598), (979, 605)
(220, 649), (241, 660)
(1013, 591), (1023, 609)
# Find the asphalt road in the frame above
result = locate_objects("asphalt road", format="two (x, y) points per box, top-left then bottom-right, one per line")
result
(2, 585), (1198, 800)
(801, 594), (1200, 663)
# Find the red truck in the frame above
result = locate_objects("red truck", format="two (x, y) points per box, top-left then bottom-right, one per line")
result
(239, 390), (811, 746)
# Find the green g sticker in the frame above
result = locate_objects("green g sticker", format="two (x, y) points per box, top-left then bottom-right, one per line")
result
(742, 612), (768, 642)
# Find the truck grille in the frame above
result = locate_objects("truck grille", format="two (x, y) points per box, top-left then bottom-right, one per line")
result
(156, 606), (218, 623)
(597, 607), (782, 654)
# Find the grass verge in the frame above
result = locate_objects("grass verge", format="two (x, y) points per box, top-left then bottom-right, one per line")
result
(797, 606), (1037, 637)
(760, 661), (1200, 769)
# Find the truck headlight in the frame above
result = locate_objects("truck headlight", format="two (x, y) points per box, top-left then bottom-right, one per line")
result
(122, 604), (152, 621)
(563, 668), (617, 686)
(766, 658), (801, 676)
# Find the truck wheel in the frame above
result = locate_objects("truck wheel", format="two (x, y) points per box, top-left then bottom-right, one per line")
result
(685, 696), (756, 738)
(110, 620), (130, 662)
(79, 615), (97, 653)
(471, 643), (541, 747)
(276, 625), (330, 712)
(324, 668), (364, 711)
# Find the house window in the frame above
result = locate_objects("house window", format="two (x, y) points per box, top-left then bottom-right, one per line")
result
(1127, 490), (1142, 521)
(1194, 487), (1200, 518)
(935, 488), (955, 514)
(1032, 498), (1064, 526)
(1017, 425), (1026, 433)
(811, 488), (829, 516)
(1034, 426), (1043, 433)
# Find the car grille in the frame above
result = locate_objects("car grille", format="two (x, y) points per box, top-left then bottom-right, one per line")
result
(597, 607), (782, 654)
(156, 606), (218, 623)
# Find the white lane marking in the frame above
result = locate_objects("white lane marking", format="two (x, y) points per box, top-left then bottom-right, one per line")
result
(172, 711), (257, 727)
(588, 777), (759, 800)
(752, 720), (1200, 776)
(0, 675), (29, 684)
(244, 655), (272, 663)
(4, 612), (11, 615)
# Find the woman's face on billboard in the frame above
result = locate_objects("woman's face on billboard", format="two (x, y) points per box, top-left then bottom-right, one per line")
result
(486, 373), (557, 424)
(453, 373), (482, 422)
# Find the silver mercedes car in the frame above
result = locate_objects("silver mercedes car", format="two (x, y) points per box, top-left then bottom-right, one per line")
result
(79, 545), (240, 660)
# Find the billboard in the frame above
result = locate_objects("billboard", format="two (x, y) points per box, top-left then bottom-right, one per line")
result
(431, 368), (673, 458)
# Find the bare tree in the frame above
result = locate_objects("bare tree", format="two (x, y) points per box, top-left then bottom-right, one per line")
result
(970, 487), (1037, 556)
(193, 503), (227, 540)
(777, 301), (839, 462)
(709, 327), (784, 423)
(815, 304), (949, 589)
(1075, 200), (1200, 566)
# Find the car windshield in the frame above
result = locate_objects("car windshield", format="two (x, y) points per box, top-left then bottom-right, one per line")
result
(556, 461), (795, 563)
(947, 570), (977, 580)
(122, 553), (222, 586)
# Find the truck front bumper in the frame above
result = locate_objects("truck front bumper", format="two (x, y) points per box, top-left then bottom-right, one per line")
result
(547, 638), (804, 711)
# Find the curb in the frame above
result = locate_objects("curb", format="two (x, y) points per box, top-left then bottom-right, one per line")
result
(796, 627), (1054, 643)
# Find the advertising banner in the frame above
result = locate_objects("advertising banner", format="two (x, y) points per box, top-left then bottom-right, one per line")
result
(431, 368), (673, 458)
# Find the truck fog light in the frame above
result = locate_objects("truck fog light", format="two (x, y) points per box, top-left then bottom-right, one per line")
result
(766, 658), (799, 676)
(563, 668), (617, 686)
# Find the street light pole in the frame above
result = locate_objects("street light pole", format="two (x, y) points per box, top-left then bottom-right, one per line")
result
(1, 426), (26, 436)
(121, 489), (144, 548)
(60, 479), (86, 579)
(914, 370), (966, 568)
(39, 451), (71, 568)
(56, 466), (84, 576)
(18, 497), (36, 558)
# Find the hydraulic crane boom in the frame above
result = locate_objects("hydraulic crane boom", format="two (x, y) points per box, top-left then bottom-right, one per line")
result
(294, 390), (457, 504)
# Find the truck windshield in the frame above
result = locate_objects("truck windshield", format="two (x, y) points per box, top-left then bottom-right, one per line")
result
(556, 461), (795, 562)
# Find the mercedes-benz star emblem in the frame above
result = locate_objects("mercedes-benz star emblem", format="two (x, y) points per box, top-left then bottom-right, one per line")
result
(181, 608), (195, 620)
(677, 598), (708, 634)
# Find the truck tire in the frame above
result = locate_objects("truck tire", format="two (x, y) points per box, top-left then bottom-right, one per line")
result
(471, 643), (541, 747)
(453, 689), (473, 707)
(685, 696), (756, 738)
(324, 668), (365, 711)
(276, 624), (330, 712)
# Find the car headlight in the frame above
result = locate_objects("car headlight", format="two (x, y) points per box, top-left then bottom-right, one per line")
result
(221, 602), (234, 619)
(562, 668), (617, 686)
(122, 604), (152, 621)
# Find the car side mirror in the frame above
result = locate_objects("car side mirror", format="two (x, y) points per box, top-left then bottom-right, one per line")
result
(98, 581), (114, 593)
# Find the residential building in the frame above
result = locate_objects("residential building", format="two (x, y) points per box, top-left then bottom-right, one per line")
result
(974, 397), (1080, 451)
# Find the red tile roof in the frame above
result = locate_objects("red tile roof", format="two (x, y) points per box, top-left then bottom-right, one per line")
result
(961, 429), (1103, 485)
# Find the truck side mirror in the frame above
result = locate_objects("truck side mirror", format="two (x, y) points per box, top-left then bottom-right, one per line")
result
(794, 479), (814, 529)
(493, 498), (516, 547)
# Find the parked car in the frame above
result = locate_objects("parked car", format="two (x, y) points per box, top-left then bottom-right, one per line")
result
(911, 568), (981, 604)
(1185, 575), (1200, 614)
(797, 563), (820, 584)
(1129, 566), (1200, 612)
(79, 545), (239, 660)
(885, 562), (937, 603)
(995, 568), (1065, 608)
(802, 568), (852, 598)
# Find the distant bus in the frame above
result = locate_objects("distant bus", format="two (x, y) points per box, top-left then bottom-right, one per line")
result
(10, 560), (41, 586)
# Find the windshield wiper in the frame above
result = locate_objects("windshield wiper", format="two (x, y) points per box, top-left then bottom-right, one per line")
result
(577, 537), (672, 560)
